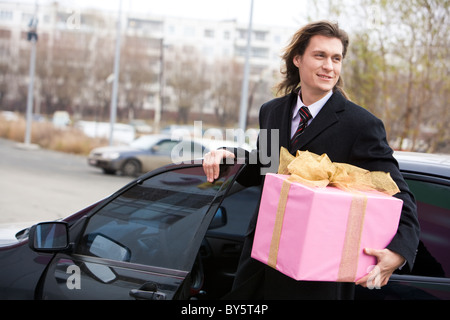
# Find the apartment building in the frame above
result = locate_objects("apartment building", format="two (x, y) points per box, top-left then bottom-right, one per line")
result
(0, 1), (294, 120)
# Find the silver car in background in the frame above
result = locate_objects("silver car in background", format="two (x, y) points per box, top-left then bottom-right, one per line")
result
(88, 134), (250, 177)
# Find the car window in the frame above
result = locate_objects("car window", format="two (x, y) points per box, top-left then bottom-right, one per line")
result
(130, 135), (160, 149)
(75, 164), (239, 271)
(208, 184), (261, 239)
(155, 140), (179, 152)
(406, 178), (450, 278)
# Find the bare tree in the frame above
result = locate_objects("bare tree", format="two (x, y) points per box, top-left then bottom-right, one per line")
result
(166, 47), (209, 124)
(211, 60), (243, 127)
(345, 0), (449, 152)
(119, 35), (160, 121)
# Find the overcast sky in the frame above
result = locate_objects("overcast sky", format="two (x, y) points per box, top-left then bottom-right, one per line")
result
(64, 0), (309, 27)
(5, 0), (349, 29)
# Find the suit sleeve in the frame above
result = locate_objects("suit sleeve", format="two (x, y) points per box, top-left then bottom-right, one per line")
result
(349, 116), (420, 271)
(230, 102), (272, 187)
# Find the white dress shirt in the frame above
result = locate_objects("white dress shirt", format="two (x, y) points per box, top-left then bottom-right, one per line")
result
(291, 90), (333, 138)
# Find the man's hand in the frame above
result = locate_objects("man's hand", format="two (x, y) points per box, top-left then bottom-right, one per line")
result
(355, 248), (405, 289)
(202, 149), (235, 182)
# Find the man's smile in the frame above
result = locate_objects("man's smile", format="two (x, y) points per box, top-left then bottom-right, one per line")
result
(317, 74), (333, 80)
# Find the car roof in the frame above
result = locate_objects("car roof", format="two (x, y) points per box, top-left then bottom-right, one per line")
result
(200, 138), (252, 152)
(394, 151), (450, 179)
(137, 134), (251, 151)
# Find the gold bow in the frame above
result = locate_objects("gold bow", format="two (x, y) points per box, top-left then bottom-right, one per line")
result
(278, 147), (400, 196)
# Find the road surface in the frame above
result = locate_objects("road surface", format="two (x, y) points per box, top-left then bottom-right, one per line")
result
(0, 138), (133, 238)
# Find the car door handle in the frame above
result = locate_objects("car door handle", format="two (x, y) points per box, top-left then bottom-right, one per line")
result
(129, 289), (166, 300)
(129, 282), (166, 300)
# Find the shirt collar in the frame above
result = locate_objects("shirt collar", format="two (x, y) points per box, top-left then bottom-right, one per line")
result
(292, 90), (333, 120)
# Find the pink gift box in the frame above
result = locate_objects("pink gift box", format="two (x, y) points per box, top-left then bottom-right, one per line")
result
(251, 173), (403, 282)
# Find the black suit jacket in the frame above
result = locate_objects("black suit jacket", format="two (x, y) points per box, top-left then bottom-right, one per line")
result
(232, 90), (420, 299)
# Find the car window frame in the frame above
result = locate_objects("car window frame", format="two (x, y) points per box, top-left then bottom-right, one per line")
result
(154, 139), (180, 153)
(386, 170), (450, 298)
(70, 161), (247, 272)
(37, 161), (247, 300)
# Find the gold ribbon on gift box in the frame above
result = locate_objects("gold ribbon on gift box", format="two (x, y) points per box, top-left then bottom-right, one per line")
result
(277, 147), (400, 196)
(267, 147), (400, 282)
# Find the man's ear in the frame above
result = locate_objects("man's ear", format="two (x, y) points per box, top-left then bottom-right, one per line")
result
(293, 55), (302, 68)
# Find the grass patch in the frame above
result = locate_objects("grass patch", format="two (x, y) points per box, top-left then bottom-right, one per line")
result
(0, 117), (109, 155)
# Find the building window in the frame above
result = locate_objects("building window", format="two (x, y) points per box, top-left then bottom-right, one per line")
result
(254, 31), (267, 41)
(235, 45), (246, 57)
(183, 26), (196, 37)
(273, 35), (281, 44)
(0, 10), (13, 21)
(204, 29), (214, 38)
(252, 47), (269, 58)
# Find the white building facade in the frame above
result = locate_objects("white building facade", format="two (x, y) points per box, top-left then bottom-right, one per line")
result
(0, 1), (295, 122)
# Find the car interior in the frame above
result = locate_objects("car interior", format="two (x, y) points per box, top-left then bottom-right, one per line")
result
(190, 182), (261, 299)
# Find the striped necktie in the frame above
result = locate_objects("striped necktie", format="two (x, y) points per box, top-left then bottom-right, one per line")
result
(291, 106), (312, 147)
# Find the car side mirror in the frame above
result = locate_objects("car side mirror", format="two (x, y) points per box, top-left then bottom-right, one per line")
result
(209, 207), (227, 229)
(29, 221), (71, 252)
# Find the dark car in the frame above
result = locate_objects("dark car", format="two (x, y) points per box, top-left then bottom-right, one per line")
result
(0, 151), (449, 300)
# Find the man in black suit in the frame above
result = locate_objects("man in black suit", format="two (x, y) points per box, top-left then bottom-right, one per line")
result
(203, 21), (419, 299)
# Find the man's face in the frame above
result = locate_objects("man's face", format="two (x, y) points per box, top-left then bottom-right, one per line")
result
(293, 35), (343, 104)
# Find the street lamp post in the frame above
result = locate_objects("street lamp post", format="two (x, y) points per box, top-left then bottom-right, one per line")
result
(238, 0), (254, 132)
(109, 0), (123, 146)
(24, 4), (38, 146)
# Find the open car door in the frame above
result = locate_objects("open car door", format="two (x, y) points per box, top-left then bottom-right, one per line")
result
(36, 161), (245, 300)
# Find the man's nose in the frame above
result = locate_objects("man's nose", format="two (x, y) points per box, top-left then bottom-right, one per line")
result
(323, 58), (333, 70)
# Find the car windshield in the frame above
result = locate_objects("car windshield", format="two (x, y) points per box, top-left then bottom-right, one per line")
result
(130, 135), (163, 150)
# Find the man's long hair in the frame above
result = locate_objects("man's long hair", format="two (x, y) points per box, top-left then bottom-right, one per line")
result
(275, 20), (350, 98)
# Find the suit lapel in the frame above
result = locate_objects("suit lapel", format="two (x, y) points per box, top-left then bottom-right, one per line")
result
(277, 91), (298, 149)
(290, 91), (346, 152)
